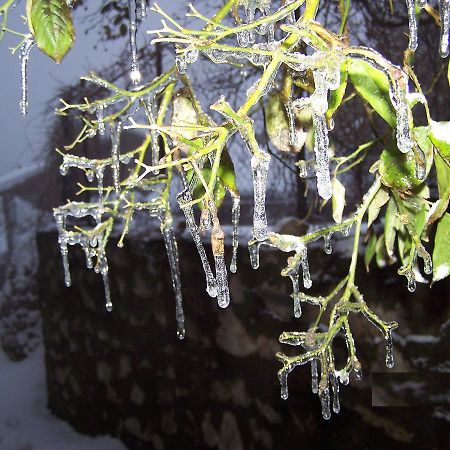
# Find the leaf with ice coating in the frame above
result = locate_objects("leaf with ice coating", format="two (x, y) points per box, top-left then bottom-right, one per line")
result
(326, 61), (348, 120)
(430, 121), (450, 165)
(379, 138), (423, 191)
(347, 59), (396, 128)
(331, 178), (345, 224)
(432, 213), (450, 282)
(265, 91), (292, 153)
(367, 187), (389, 228)
(27, 0), (75, 63)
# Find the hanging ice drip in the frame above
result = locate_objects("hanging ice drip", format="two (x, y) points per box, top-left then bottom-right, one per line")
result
(128, 0), (142, 85)
(19, 35), (35, 116)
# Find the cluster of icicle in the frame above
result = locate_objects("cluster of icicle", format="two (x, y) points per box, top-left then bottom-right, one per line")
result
(406, 0), (450, 57)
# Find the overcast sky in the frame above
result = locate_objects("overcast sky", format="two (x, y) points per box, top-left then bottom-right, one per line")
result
(0, 2), (180, 177)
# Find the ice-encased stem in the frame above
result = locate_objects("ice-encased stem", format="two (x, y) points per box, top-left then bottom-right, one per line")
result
(230, 194), (240, 273)
(128, 0), (141, 84)
(19, 35), (35, 116)
(312, 113), (332, 200)
(406, 0), (418, 51)
(440, 0), (450, 57)
(212, 225), (230, 308)
(162, 225), (185, 339)
(178, 191), (217, 297)
(251, 153), (271, 241)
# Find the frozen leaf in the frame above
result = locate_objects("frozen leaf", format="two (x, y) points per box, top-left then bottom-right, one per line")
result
(432, 213), (450, 282)
(326, 61), (348, 120)
(367, 187), (389, 228)
(265, 91), (291, 153)
(331, 178), (345, 223)
(347, 59), (396, 128)
(27, 0), (75, 63)
(430, 121), (450, 164)
(384, 198), (397, 257)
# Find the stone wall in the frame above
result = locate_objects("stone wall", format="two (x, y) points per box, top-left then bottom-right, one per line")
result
(37, 232), (449, 449)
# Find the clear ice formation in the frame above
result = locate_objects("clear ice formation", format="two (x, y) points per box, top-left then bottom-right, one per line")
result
(161, 223), (185, 339)
(312, 112), (332, 200)
(54, 203), (112, 311)
(385, 330), (394, 368)
(128, 0), (141, 84)
(177, 189), (218, 298)
(230, 194), (241, 273)
(212, 225), (231, 308)
(406, 0), (418, 51)
(146, 94), (160, 174)
(251, 154), (271, 241)
(111, 121), (123, 192)
(406, 0), (449, 57)
(389, 74), (414, 154)
(19, 35), (35, 116)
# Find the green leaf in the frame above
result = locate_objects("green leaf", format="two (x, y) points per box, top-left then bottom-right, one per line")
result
(27, 0), (75, 63)
(375, 233), (389, 268)
(397, 228), (411, 265)
(365, 232), (377, 272)
(326, 61), (348, 120)
(384, 198), (397, 257)
(432, 213), (450, 282)
(428, 152), (450, 225)
(367, 187), (389, 228)
(347, 58), (396, 128)
(379, 138), (422, 191)
(331, 178), (346, 223)
(217, 148), (239, 197)
(412, 126), (434, 178)
(265, 91), (291, 153)
(430, 121), (450, 164)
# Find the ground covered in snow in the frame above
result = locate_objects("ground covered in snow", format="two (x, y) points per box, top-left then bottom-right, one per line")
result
(0, 346), (126, 450)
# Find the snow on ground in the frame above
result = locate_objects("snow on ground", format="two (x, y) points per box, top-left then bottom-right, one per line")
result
(0, 346), (126, 450)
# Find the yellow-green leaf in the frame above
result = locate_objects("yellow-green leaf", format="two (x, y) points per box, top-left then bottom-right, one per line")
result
(331, 178), (346, 223)
(27, 0), (75, 63)
(326, 60), (348, 120)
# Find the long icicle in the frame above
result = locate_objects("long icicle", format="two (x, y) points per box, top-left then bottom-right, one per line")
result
(230, 193), (240, 273)
(251, 153), (271, 241)
(128, 0), (141, 84)
(161, 223), (185, 339)
(212, 224), (230, 308)
(19, 35), (35, 116)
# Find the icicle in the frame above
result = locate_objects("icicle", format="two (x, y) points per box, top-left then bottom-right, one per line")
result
(178, 191), (218, 297)
(98, 252), (112, 312)
(440, 0), (450, 57)
(419, 0), (427, 7)
(340, 223), (352, 236)
(54, 213), (71, 287)
(147, 94), (160, 175)
(19, 35), (35, 116)
(111, 121), (122, 193)
(212, 226), (230, 308)
(311, 360), (319, 394)
(96, 106), (105, 135)
(162, 225), (185, 339)
(300, 246), (312, 289)
(389, 75), (414, 154)
(312, 113), (332, 200)
(285, 97), (298, 147)
(290, 275), (302, 318)
(139, 0), (147, 20)
(385, 330), (395, 369)
(406, 0), (418, 51)
(279, 371), (289, 400)
(405, 269), (416, 292)
(319, 385), (331, 420)
(248, 239), (264, 269)
(323, 232), (333, 255)
(330, 373), (340, 414)
(230, 194), (240, 273)
(95, 165), (106, 203)
(128, 0), (141, 85)
(418, 246), (432, 274)
(251, 153), (271, 241)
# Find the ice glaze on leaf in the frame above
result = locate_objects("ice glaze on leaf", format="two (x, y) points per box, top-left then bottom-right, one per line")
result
(27, 0), (75, 63)
(326, 61), (348, 120)
(347, 58), (396, 128)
